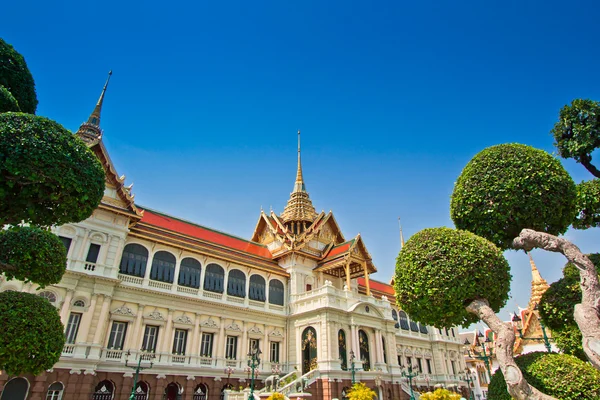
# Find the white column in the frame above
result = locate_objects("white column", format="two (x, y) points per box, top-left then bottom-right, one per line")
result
(263, 327), (269, 369)
(241, 322), (248, 361)
(172, 258), (183, 293)
(59, 289), (75, 323)
(77, 294), (98, 344)
(92, 295), (112, 345)
(216, 319), (226, 362)
(351, 325), (359, 356)
(129, 305), (145, 350)
(191, 313), (201, 355)
(143, 252), (155, 283)
(161, 309), (174, 354)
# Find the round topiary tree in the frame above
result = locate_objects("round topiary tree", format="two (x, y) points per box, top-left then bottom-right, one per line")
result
(395, 227), (554, 399)
(346, 382), (377, 400)
(0, 39), (106, 375)
(450, 143), (577, 251)
(0, 291), (65, 375)
(488, 352), (600, 400)
(573, 179), (600, 229)
(0, 38), (37, 114)
(551, 99), (600, 179)
(450, 143), (600, 370)
(0, 112), (105, 226)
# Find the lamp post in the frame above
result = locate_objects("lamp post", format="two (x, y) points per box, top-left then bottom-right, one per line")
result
(464, 332), (494, 382)
(512, 307), (552, 353)
(461, 369), (475, 400)
(349, 350), (358, 384)
(400, 364), (419, 400)
(125, 350), (154, 400)
(224, 366), (235, 389)
(374, 373), (382, 400)
(247, 345), (262, 398)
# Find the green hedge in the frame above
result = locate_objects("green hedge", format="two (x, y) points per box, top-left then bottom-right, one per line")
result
(0, 38), (37, 114)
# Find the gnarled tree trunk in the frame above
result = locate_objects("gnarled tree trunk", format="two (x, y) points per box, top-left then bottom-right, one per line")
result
(466, 299), (557, 400)
(513, 229), (600, 370)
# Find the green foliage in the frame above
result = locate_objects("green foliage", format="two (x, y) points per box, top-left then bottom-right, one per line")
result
(0, 112), (105, 226)
(488, 352), (600, 400)
(0, 85), (19, 112)
(266, 393), (286, 400)
(552, 324), (587, 361)
(450, 144), (577, 250)
(0, 38), (37, 114)
(573, 179), (600, 229)
(346, 382), (377, 400)
(0, 291), (65, 375)
(551, 99), (600, 178)
(420, 388), (461, 400)
(394, 227), (510, 328)
(0, 226), (66, 287)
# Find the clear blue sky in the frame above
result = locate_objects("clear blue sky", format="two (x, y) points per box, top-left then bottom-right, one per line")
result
(4, 0), (600, 327)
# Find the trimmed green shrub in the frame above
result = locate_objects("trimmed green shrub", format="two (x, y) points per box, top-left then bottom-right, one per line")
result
(0, 112), (105, 226)
(0, 226), (66, 287)
(488, 352), (600, 400)
(551, 99), (600, 179)
(394, 227), (511, 328)
(450, 144), (577, 250)
(420, 389), (461, 400)
(0, 38), (37, 114)
(573, 179), (600, 229)
(552, 324), (586, 361)
(0, 85), (19, 112)
(0, 291), (65, 375)
(346, 382), (377, 400)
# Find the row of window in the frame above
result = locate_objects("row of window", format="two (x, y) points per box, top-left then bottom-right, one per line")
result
(391, 309), (428, 333)
(119, 244), (285, 305)
(0, 379), (65, 400)
(93, 319), (281, 362)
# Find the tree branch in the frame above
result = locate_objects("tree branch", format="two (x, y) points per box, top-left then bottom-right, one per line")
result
(579, 153), (600, 179)
(466, 299), (557, 400)
(513, 229), (600, 370)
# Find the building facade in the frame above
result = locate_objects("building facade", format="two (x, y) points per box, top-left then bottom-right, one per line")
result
(0, 80), (466, 400)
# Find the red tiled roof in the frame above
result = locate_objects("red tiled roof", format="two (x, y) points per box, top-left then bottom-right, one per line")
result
(357, 277), (395, 296)
(139, 208), (273, 259)
(323, 239), (354, 260)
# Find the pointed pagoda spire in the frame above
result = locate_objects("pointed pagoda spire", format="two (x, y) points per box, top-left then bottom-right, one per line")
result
(76, 71), (112, 144)
(281, 130), (317, 226)
(527, 252), (549, 309)
(398, 217), (405, 249)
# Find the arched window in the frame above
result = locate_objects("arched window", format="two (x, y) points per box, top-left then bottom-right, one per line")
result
(341, 387), (350, 400)
(248, 275), (266, 302)
(204, 264), (224, 293)
(338, 329), (347, 370)
(92, 380), (114, 400)
(419, 323), (429, 334)
(178, 258), (201, 288)
(164, 383), (182, 400)
(38, 291), (57, 304)
(268, 279), (284, 306)
(150, 251), (176, 283)
(119, 244), (148, 277)
(227, 269), (246, 298)
(392, 309), (398, 321)
(410, 319), (419, 332)
(73, 299), (85, 307)
(301, 327), (317, 375)
(46, 382), (63, 400)
(358, 330), (371, 371)
(193, 383), (208, 400)
(1, 377), (29, 400)
(398, 311), (409, 330)
(134, 381), (149, 400)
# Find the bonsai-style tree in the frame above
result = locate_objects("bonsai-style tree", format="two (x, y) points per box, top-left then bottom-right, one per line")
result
(395, 227), (552, 399)
(420, 388), (461, 400)
(488, 352), (600, 400)
(450, 143), (600, 370)
(0, 38), (105, 375)
(346, 382), (377, 400)
(551, 99), (600, 178)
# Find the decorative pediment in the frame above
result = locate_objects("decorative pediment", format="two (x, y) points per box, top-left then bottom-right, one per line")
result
(269, 329), (283, 337)
(174, 315), (194, 325)
(248, 326), (263, 334)
(147, 310), (165, 320)
(201, 319), (219, 329)
(111, 304), (135, 316)
(226, 323), (241, 332)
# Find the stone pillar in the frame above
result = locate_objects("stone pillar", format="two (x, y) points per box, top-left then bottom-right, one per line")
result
(154, 375), (167, 400)
(161, 310), (174, 354)
(216, 318), (226, 365)
(144, 252), (155, 284)
(78, 294), (98, 344)
(59, 289), (75, 323)
(241, 322), (248, 361)
(128, 305), (145, 350)
(191, 313), (201, 356)
(172, 257), (182, 293)
(92, 295), (112, 345)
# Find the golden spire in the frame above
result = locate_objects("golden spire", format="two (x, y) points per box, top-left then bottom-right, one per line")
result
(281, 130), (317, 225)
(76, 71), (113, 144)
(398, 217), (405, 249)
(527, 252), (549, 309)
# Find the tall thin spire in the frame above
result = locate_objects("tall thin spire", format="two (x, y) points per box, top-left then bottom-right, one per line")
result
(527, 252), (549, 309)
(77, 71), (113, 144)
(294, 129), (306, 192)
(398, 217), (405, 249)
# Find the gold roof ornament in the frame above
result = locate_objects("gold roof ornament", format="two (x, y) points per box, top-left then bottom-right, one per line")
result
(527, 252), (549, 310)
(281, 130), (317, 224)
(76, 71), (112, 144)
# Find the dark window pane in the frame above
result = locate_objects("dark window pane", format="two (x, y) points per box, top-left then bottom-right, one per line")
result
(119, 244), (149, 277)
(86, 244), (101, 263)
(269, 280), (284, 305)
(59, 236), (72, 252)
